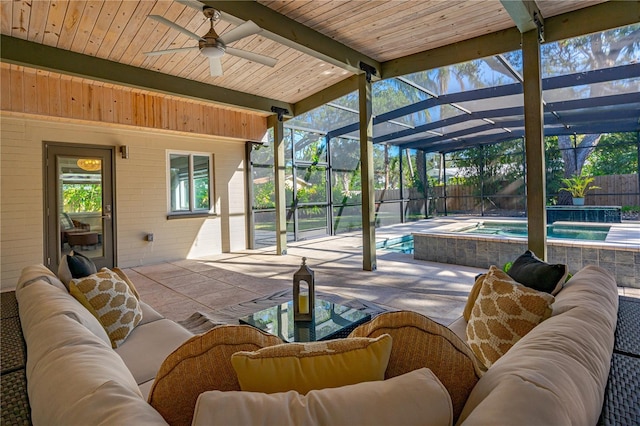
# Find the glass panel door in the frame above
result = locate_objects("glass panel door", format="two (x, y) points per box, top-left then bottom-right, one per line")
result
(58, 156), (105, 259)
(45, 144), (115, 273)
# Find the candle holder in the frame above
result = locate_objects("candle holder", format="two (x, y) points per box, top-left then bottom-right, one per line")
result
(293, 257), (315, 322)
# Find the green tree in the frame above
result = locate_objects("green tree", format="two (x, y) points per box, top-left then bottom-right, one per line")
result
(546, 25), (639, 202)
(253, 179), (275, 209)
(447, 140), (524, 196)
(544, 136), (566, 204)
(582, 132), (639, 176)
(63, 184), (102, 212)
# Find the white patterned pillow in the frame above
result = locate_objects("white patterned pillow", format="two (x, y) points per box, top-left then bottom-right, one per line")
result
(466, 266), (554, 368)
(69, 268), (143, 348)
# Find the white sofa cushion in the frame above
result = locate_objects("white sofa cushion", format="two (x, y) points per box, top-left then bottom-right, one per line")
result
(17, 275), (111, 347)
(16, 264), (67, 292)
(114, 318), (193, 385)
(192, 368), (453, 426)
(24, 312), (168, 425)
(138, 301), (165, 326)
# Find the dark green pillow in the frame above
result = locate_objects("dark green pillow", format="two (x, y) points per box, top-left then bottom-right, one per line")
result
(507, 250), (567, 295)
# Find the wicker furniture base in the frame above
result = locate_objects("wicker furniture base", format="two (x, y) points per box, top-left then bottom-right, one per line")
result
(1, 292), (31, 426)
(598, 296), (640, 426)
(614, 296), (640, 357)
(599, 353), (640, 426)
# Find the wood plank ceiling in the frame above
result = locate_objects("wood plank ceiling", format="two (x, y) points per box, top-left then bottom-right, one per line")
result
(0, 0), (628, 117)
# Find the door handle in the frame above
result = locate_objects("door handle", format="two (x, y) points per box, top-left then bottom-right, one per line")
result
(101, 214), (111, 220)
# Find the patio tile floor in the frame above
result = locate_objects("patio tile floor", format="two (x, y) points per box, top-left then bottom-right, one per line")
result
(125, 221), (639, 327)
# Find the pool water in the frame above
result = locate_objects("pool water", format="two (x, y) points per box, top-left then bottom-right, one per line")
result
(378, 222), (611, 254)
(463, 222), (610, 241)
(377, 235), (415, 253)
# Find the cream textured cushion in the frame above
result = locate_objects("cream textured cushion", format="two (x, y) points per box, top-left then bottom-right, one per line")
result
(231, 334), (392, 395)
(16, 305), (167, 425)
(148, 325), (283, 426)
(114, 318), (193, 386)
(348, 310), (484, 423)
(16, 273), (111, 347)
(466, 266), (554, 368)
(16, 264), (67, 292)
(69, 268), (143, 348)
(192, 368), (453, 426)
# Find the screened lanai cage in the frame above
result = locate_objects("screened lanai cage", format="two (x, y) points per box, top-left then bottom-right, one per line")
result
(249, 24), (640, 247)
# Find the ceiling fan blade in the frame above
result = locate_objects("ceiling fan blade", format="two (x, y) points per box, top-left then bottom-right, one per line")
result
(226, 47), (278, 68)
(144, 46), (199, 56)
(219, 21), (262, 45)
(175, 0), (207, 12)
(148, 15), (203, 41)
(217, 10), (245, 27)
(209, 57), (223, 77)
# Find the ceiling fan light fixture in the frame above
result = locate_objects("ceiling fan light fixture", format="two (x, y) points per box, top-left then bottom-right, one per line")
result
(201, 46), (224, 58)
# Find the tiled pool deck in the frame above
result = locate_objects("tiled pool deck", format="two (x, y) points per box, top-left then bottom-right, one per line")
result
(413, 217), (640, 287)
(127, 219), (638, 325)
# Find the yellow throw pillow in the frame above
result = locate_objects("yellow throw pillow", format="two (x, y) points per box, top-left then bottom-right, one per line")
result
(463, 273), (486, 322)
(231, 334), (392, 395)
(466, 266), (555, 368)
(111, 267), (140, 300)
(69, 268), (143, 348)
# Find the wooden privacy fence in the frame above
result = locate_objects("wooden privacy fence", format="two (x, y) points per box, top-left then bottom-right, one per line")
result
(590, 174), (639, 207)
(428, 174), (639, 213)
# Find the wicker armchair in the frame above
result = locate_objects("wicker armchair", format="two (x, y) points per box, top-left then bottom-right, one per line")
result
(60, 213), (90, 247)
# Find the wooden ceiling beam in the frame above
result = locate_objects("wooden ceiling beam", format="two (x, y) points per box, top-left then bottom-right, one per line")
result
(0, 35), (292, 115)
(381, 27), (522, 79)
(543, 1), (640, 44)
(381, 1), (639, 79)
(293, 75), (359, 118)
(201, 1), (381, 80)
(501, 0), (543, 35)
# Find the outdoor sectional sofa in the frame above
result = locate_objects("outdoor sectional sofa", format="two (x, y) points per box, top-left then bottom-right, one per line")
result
(15, 262), (617, 425)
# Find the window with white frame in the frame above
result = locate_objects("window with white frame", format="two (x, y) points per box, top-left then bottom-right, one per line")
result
(168, 152), (213, 214)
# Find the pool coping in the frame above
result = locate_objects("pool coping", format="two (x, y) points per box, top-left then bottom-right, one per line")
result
(412, 218), (640, 251)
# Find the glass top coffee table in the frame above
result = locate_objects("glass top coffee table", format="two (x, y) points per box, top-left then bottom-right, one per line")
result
(239, 299), (371, 342)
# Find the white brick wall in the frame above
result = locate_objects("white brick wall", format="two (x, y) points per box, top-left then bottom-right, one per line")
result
(1, 113), (249, 290)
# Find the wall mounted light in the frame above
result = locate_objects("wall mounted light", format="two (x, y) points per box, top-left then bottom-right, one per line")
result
(120, 145), (129, 159)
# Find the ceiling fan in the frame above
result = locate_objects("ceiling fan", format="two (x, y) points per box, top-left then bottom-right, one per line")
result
(144, 1), (277, 77)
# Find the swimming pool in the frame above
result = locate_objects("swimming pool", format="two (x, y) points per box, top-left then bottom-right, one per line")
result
(409, 219), (638, 286)
(379, 222), (611, 254)
(461, 221), (611, 241)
